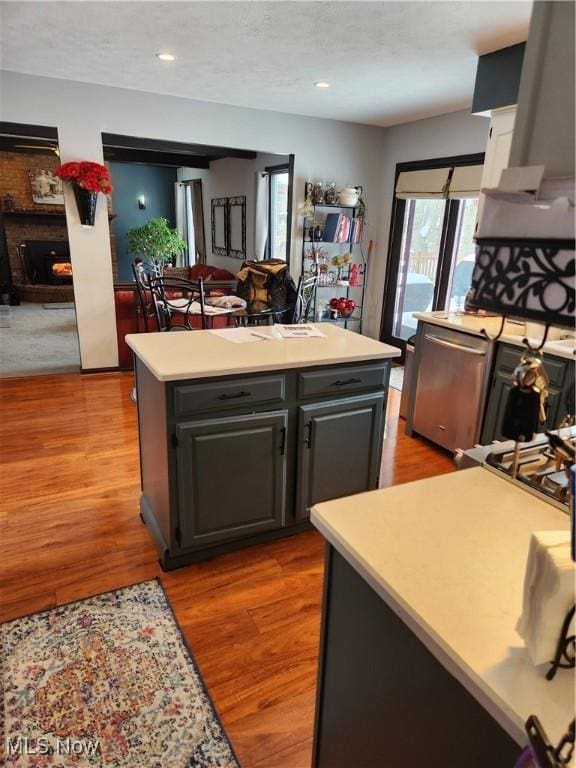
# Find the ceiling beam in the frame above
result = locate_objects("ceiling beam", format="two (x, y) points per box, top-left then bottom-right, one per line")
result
(101, 132), (257, 160)
(0, 122), (59, 141)
(103, 146), (210, 168)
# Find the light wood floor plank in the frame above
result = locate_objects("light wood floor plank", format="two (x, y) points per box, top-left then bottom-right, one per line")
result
(0, 371), (454, 766)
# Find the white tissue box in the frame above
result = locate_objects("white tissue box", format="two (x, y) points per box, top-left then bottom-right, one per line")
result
(516, 531), (575, 667)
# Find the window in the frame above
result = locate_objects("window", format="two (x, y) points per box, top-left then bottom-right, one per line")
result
(446, 197), (478, 311)
(267, 166), (289, 260)
(392, 198), (445, 340)
(381, 155), (484, 350)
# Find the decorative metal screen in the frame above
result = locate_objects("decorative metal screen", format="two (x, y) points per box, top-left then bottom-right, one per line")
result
(468, 238), (576, 329)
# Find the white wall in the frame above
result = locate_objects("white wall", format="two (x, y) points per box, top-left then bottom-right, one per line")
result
(178, 151), (288, 273)
(365, 109), (490, 338)
(0, 71), (385, 368)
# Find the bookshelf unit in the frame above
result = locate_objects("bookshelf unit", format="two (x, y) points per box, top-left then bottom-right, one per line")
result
(300, 200), (367, 333)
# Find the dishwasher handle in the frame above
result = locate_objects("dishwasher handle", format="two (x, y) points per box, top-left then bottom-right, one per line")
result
(424, 334), (487, 356)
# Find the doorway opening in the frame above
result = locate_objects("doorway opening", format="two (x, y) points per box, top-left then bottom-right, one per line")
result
(0, 122), (81, 377)
(101, 133), (294, 278)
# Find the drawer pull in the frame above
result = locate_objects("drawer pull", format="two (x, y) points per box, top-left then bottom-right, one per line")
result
(217, 391), (252, 400)
(332, 378), (362, 386)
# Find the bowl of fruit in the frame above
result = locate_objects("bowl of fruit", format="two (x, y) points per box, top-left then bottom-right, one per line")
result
(330, 297), (355, 318)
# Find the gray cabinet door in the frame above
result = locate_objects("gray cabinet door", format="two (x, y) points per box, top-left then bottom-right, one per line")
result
(481, 369), (515, 443)
(296, 393), (385, 520)
(482, 373), (566, 443)
(542, 386), (563, 432)
(175, 411), (288, 549)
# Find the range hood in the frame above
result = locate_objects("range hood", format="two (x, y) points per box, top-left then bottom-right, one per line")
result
(467, 2), (576, 331)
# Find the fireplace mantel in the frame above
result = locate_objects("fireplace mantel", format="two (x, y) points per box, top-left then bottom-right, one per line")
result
(3, 208), (117, 222)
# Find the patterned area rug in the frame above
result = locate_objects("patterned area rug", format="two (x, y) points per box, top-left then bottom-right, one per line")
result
(1, 580), (239, 767)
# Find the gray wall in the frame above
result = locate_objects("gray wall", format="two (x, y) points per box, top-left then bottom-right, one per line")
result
(110, 162), (177, 280)
(365, 109), (490, 338)
(471, 43), (525, 115)
(0, 71), (385, 366)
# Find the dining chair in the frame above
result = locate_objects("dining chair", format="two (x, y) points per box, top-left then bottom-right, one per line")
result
(289, 273), (318, 323)
(149, 276), (210, 331)
(132, 260), (161, 332)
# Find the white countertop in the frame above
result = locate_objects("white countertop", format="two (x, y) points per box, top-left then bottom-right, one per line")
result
(311, 468), (573, 747)
(126, 324), (401, 382)
(413, 312), (576, 360)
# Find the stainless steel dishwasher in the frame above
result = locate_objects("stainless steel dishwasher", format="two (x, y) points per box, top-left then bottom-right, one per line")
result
(412, 324), (493, 452)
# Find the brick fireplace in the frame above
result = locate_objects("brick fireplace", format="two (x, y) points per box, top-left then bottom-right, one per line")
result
(19, 240), (72, 285)
(0, 150), (117, 301)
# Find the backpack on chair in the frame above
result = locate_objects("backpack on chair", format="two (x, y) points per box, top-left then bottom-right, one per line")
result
(236, 260), (297, 316)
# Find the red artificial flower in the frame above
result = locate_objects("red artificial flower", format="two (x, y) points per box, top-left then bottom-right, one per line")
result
(55, 161), (113, 194)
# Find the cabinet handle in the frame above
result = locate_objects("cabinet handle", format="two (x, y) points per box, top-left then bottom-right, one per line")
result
(304, 421), (313, 448)
(332, 377), (362, 386)
(279, 426), (287, 455)
(217, 390), (252, 400)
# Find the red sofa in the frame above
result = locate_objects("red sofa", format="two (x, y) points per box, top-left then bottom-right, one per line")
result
(114, 264), (238, 370)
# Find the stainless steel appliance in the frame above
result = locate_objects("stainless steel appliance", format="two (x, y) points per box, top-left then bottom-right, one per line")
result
(456, 426), (576, 512)
(412, 325), (493, 452)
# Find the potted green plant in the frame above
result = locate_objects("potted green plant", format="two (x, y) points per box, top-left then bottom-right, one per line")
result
(126, 217), (186, 269)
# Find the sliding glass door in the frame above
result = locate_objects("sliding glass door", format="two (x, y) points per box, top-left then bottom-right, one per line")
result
(445, 197), (479, 311)
(380, 156), (483, 353)
(391, 198), (445, 341)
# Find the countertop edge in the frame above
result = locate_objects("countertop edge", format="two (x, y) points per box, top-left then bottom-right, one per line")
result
(310, 503), (527, 746)
(412, 313), (576, 360)
(412, 312), (487, 339)
(126, 337), (400, 382)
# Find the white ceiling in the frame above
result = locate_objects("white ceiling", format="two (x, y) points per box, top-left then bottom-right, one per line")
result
(0, 1), (532, 127)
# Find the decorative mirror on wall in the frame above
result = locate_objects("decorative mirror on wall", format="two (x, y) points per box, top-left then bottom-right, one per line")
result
(211, 198), (228, 257)
(228, 196), (246, 259)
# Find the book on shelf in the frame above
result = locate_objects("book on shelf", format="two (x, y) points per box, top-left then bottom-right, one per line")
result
(322, 213), (363, 244)
(337, 215), (350, 242)
(350, 217), (363, 243)
(323, 213), (352, 243)
(322, 213), (341, 242)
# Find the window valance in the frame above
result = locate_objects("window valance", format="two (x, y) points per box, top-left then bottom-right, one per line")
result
(395, 164), (483, 200)
(447, 165), (484, 199)
(395, 168), (451, 199)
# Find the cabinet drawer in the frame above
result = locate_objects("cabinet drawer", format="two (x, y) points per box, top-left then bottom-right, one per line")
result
(497, 344), (567, 387)
(497, 345), (524, 373)
(173, 375), (285, 416)
(298, 363), (388, 399)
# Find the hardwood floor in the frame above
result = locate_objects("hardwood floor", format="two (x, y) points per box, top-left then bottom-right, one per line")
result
(0, 372), (454, 767)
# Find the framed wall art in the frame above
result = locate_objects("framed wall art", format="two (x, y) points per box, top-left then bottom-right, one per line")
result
(29, 169), (64, 205)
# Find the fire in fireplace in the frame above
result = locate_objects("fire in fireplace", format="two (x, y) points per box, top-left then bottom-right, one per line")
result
(46, 254), (73, 285)
(20, 240), (72, 285)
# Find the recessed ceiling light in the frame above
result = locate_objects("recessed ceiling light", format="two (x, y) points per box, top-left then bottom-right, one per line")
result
(156, 52), (176, 62)
(314, 81), (331, 88)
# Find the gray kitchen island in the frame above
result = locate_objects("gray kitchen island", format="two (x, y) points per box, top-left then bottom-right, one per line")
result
(311, 469), (573, 767)
(126, 324), (400, 569)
